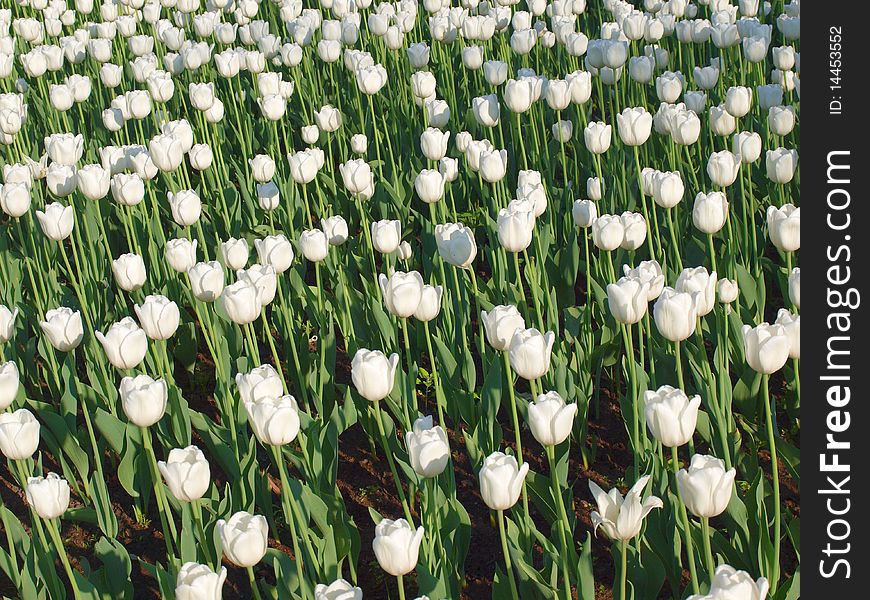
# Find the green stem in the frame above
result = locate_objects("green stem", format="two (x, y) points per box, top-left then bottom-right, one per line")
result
(373, 400), (415, 526)
(671, 446), (700, 594)
(497, 510), (520, 600)
(701, 516), (716, 581)
(46, 518), (83, 600)
(247, 565), (264, 600)
(762, 374), (782, 591)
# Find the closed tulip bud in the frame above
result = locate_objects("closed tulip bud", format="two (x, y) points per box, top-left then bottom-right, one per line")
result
(775, 309), (800, 359)
(109, 173), (144, 207)
(693, 65), (719, 90)
(414, 285), (443, 322)
(322, 216), (349, 246)
(245, 394), (301, 446)
(299, 229), (330, 262)
(503, 78), (534, 113)
(158, 445), (211, 502)
(219, 280), (261, 324)
(420, 128), (450, 161)
(0, 361), (18, 410)
(215, 238), (248, 272)
(314, 105), (342, 132)
(676, 266), (718, 317)
(704, 564), (770, 600)
(692, 191), (729, 234)
(509, 328), (555, 380)
(217, 512), (268, 568)
(175, 562), (227, 600)
(788, 267), (800, 310)
(480, 451), (530, 511)
(135, 295), (180, 341)
(25, 473), (70, 519)
(743, 322), (790, 374)
(168, 190), (202, 227)
(496, 203), (534, 252)
(405, 415), (449, 478)
(479, 305), (523, 351)
(589, 475), (663, 540)
(0, 306), (17, 344)
(709, 105), (737, 137)
(111, 253), (146, 292)
(434, 223), (476, 268)
(732, 131), (762, 163)
(655, 72), (684, 104)
(652, 171), (684, 209)
(756, 84), (783, 112)
(76, 164), (110, 200)
(237, 265), (277, 308)
(254, 235), (294, 273)
(188, 144), (213, 171)
(484, 60), (508, 85)
(765, 147), (798, 184)
(479, 149), (508, 183)
(372, 518), (424, 577)
(314, 579), (362, 600)
(351, 349), (399, 402)
(608, 276), (650, 324)
(119, 374), (167, 427)
(0, 408), (40, 460)
(654, 287), (698, 341)
(300, 125), (320, 145)
(706, 150), (740, 187)
(414, 169), (445, 204)
(591, 214), (623, 251)
(717, 278), (739, 304)
(570, 198), (596, 228)
(45, 133), (84, 166)
(371, 220), (402, 254)
(583, 121), (611, 155)
(620, 212), (647, 251)
(723, 86), (752, 118)
(617, 107), (652, 146)
(471, 94), (500, 128)
(768, 105), (795, 137)
(684, 91), (707, 115)
(528, 391), (577, 447)
(351, 134), (368, 154)
(629, 55), (655, 84)
(0, 182), (30, 217)
(253, 181), (279, 212)
(164, 238), (197, 273)
(149, 134), (185, 172)
(587, 176), (602, 201)
(643, 385), (701, 448)
(677, 454), (736, 518)
(34, 202), (74, 241)
(766, 204), (800, 252)
(249, 155), (276, 183)
(39, 307), (83, 352)
(461, 45), (484, 70)
(339, 158), (373, 195)
(380, 271), (424, 318)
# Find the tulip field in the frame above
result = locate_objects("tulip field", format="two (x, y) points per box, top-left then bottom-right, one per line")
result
(0, 0), (800, 598)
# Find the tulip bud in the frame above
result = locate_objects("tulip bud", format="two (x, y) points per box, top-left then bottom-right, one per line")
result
(508, 328), (555, 380)
(413, 284), (443, 322)
(479, 451), (530, 511)
(766, 204), (800, 252)
(405, 415), (449, 478)
(587, 176), (602, 201)
(677, 454), (736, 518)
(380, 271), (424, 318)
(372, 518), (425, 576)
(717, 279), (739, 304)
(322, 216), (349, 246)
(414, 169), (446, 204)
(245, 394), (301, 446)
(163, 238), (197, 274)
(589, 475), (663, 540)
(249, 155), (276, 183)
(584, 121), (612, 154)
(497, 204), (535, 252)
(706, 564), (770, 599)
(732, 131), (762, 163)
(743, 322), (790, 374)
(351, 349), (399, 402)
(112, 253), (147, 292)
(724, 86), (752, 117)
(96, 317), (148, 369)
(692, 191), (729, 234)
(169, 189), (202, 227)
(175, 562), (227, 600)
(158, 445), (211, 502)
(299, 229), (330, 262)
(652, 171), (684, 209)
(607, 276), (650, 325)
(0, 182), (31, 217)
(39, 307), (83, 352)
(350, 134), (368, 154)
(0, 306), (17, 344)
(643, 386), (701, 448)
(371, 220), (402, 254)
(35, 202), (74, 241)
(26, 472), (70, 519)
(765, 147), (798, 184)
(527, 391), (577, 447)
(616, 107), (652, 146)
(788, 267), (800, 310)
(623, 261), (665, 301)
(653, 288), (698, 342)
(420, 128), (450, 161)
(709, 105), (737, 137)
(0, 362), (19, 410)
(0, 408), (39, 460)
(706, 150), (740, 187)
(135, 295), (181, 340)
(120, 374), (167, 427)
(435, 223), (477, 268)
(591, 214), (624, 251)
(217, 511), (269, 568)
(254, 235), (294, 273)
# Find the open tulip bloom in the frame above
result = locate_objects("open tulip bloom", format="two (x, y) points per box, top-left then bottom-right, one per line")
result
(0, 0), (801, 598)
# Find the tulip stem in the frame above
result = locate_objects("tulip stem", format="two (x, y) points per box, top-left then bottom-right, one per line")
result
(269, 445), (309, 596)
(700, 516), (716, 581)
(372, 400), (415, 527)
(545, 445), (574, 600)
(502, 351), (531, 535)
(670, 446), (700, 594)
(762, 374), (782, 590)
(621, 324), (643, 480)
(192, 500), (215, 568)
(400, 318), (414, 428)
(246, 565), (264, 600)
(619, 539), (628, 600)
(45, 518), (83, 600)
(141, 427), (179, 563)
(397, 574), (406, 600)
(423, 321), (446, 427)
(497, 510), (520, 600)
